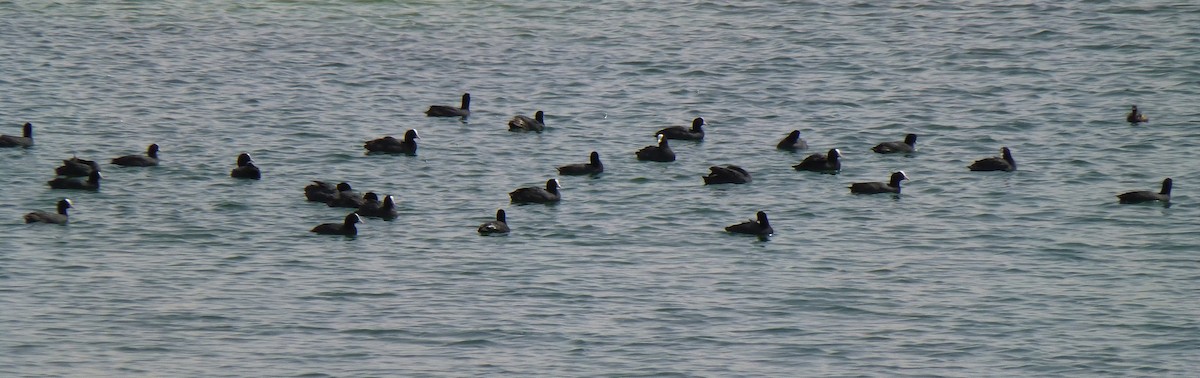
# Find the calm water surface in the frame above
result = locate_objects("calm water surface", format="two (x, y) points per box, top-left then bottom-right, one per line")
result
(2, 1), (1198, 376)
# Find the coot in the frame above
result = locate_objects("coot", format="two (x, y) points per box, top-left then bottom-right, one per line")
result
(656, 117), (704, 141)
(850, 171), (909, 194)
(356, 194), (398, 220)
(55, 156), (100, 177)
(703, 165), (752, 185)
(49, 170), (101, 191)
(0, 122), (33, 147)
(636, 134), (675, 162)
(508, 111), (545, 132)
(305, 181), (343, 202)
(364, 129), (419, 155)
(1126, 105), (1148, 123)
(230, 153), (261, 179)
(871, 134), (917, 154)
(426, 93), (470, 117)
(793, 148), (842, 173)
(510, 179), (561, 204)
(968, 147), (1016, 172)
(311, 213), (363, 236)
(327, 185), (367, 208)
(776, 130), (807, 151)
(1117, 178), (1172, 204)
(24, 199), (72, 225)
(725, 211), (773, 236)
(558, 151), (603, 176)
(477, 209), (510, 235)
(111, 144), (159, 167)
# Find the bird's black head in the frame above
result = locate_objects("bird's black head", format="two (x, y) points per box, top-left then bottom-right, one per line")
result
(785, 130), (801, 142)
(756, 211), (770, 226)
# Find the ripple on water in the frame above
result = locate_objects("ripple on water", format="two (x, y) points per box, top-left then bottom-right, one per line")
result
(2, 1), (1199, 377)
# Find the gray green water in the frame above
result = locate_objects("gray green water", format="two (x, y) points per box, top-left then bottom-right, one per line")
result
(2, 1), (1198, 376)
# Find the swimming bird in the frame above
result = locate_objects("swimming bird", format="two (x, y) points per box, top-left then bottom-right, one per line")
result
(510, 179), (561, 204)
(357, 192), (380, 210)
(327, 184), (367, 208)
(230, 153), (261, 180)
(558, 151), (604, 176)
(0, 122), (33, 147)
(508, 111), (545, 132)
(364, 129), (419, 155)
(725, 211), (773, 236)
(426, 93), (470, 117)
(872, 134), (917, 154)
(793, 148), (842, 173)
(968, 147), (1016, 172)
(311, 213), (363, 236)
(656, 117), (705, 141)
(111, 143), (159, 167)
(55, 156), (100, 177)
(24, 199), (72, 225)
(477, 209), (510, 235)
(304, 181), (344, 202)
(636, 134), (675, 162)
(703, 165), (752, 185)
(1126, 105), (1148, 123)
(776, 130), (807, 151)
(1117, 178), (1172, 204)
(48, 170), (101, 191)
(850, 171), (909, 194)
(356, 194), (398, 220)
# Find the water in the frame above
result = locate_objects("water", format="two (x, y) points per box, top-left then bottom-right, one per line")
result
(2, 1), (1198, 376)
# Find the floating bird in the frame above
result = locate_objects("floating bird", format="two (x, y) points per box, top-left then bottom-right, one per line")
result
(111, 143), (159, 167)
(477, 209), (510, 235)
(24, 199), (72, 225)
(703, 165), (752, 185)
(636, 134), (675, 162)
(968, 147), (1016, 172)
(793, 148), (842, 173)
(48, 170), (101, 191)
(872, 133), (917, 154)
(508, 111), (545, 132)
(558, 151), (604, 176)
(55, 156), (100, 177)
(656, 117), (705, 141)
(355, 192), (380, 215)
(356, 194), (398, 220)
(850, 171), (909, 194)
(304, 181), (344, 202)
(1117, 178), (1172, 204)
(776, 130), (807, 151)
(364, 129), (419, 155)
(0, 122), (33, 147)
(311, 213), (363, 236)
(510, 179), (561, 204)
(725, 211), (773, 237)
(327, 185), (367, 208)
(230, 153), (261, 180)
(1126, 105), (1149, 123)
(426, 93), (470, 117)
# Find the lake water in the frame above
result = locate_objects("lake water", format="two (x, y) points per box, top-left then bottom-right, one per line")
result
(2, 1), (1198, 376)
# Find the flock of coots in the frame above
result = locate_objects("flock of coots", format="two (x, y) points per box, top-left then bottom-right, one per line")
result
(8, 99), (1171, 237)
